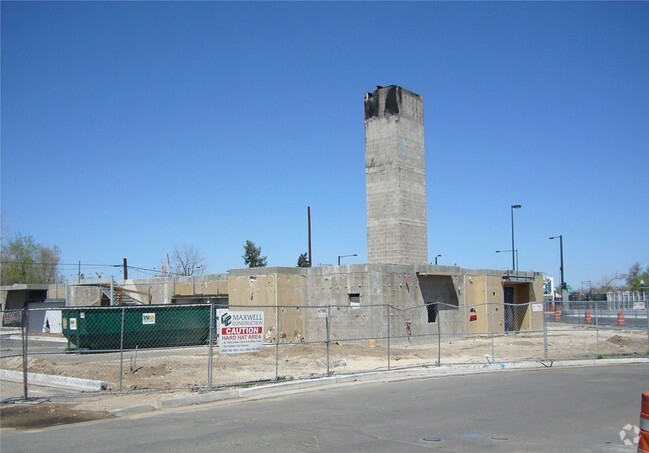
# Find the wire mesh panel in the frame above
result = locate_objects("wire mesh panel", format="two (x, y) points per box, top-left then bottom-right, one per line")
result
(387, 304), (439, 370)
(273, 306), (327, 380)
(544, 300), (600, 360)
(209, 304), (277, 388)
(1, 301), (647, 399)
(327, 304), (389, 375)
(440, 303), (493, 366)
(493, 302), (546, 363)
(0, 309), (27, 402)
(0, 374), (25, 402)
(543, 300), (649, 360)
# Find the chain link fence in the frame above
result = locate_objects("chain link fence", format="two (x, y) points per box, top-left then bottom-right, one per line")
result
(1, 300), (647, 402)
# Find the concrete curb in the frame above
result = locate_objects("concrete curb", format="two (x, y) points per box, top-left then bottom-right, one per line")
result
(0, 329), (22, 336)
(0, 369), (108, 391)
(109, 404), (157, 417)
(7, 335), (69, 343)
(106, 358), (648, 416)
(160, 390), (240, 409)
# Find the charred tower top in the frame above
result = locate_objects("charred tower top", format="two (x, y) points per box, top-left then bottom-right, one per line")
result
(364, 85), (428, 265)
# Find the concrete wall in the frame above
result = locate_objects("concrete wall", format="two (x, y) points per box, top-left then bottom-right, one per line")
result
(123, 274), (229, 305)
(67, 285), (102, 307)
(2, 266), (546, 341)
(172, 274), (229, 299)
(303, 264), (470, 343)
(227, 267), (308, 343)
(365, 85), (428, 265)
(462, 272), (545, 334)
(304, 265), (376, 342)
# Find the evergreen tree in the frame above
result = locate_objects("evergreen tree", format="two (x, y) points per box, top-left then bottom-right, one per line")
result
(242, 240), (267, 268)
(297, 252), (310, 267)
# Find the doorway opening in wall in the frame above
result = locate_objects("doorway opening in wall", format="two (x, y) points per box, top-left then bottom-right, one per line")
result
(349, 293), (360, 309)
(504, 287), (515, 331)
(426, 302), (438, 323)
(503, 283), (531, 332)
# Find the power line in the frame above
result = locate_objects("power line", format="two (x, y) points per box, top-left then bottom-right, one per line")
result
(1, 261), (120, 268)
(0, 261), (185, 276)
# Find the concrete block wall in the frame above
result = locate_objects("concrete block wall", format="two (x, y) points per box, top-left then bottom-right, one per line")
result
(365, 85), (428, 265)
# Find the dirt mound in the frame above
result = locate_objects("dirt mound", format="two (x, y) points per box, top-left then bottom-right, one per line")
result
(607, 335), (632, 347)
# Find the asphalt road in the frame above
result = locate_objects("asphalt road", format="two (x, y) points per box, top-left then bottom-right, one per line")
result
(0, 337), (68, 358)
(2, 364), (647, 452)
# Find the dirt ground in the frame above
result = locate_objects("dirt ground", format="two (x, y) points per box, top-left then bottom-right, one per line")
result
(1, 325), (647, 430)
(1, 401), (114, 430)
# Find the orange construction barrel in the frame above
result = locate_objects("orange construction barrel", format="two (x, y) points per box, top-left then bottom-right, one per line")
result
(585, 309), (592, 324)
(617, 311), (625, 327)
(639, 391), (649, 453)
(554, 310), (561, 322)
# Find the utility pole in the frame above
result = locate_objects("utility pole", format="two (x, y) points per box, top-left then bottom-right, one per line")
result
(510, 205), (521, 272)
(123, 258), (128, 280)
(307, 206), (312, 267)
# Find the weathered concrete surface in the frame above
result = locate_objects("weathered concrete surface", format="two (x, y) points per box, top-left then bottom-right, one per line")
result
(365, 85), (428, 265)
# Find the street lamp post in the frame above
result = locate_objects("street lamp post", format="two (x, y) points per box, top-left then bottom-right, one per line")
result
(434, 255), (442, 265)
(510, 205), (521, 272)
(640, 279), (646, 301)
(337, 254), (357, 266)
(549, 235), (565, 300)
(581, 281), (592, 300)
(496, 250), (518, 271)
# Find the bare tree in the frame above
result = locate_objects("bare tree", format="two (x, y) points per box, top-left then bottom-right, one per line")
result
(171, 244), (206, 276)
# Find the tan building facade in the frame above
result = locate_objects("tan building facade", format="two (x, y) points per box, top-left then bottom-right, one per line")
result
(2, 266), (544, 340)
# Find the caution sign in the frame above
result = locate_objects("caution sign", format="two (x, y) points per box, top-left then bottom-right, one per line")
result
(218, 310), (264, 355)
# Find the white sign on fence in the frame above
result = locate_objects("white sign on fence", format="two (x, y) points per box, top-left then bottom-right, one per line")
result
(634, 302), (646, 310)
(218, 310), (264, 355)
(142, 313), (156, 325)
(532, 303), (544, 312)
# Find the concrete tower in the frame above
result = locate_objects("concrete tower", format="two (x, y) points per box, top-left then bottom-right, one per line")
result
(365, 85), (428, 265)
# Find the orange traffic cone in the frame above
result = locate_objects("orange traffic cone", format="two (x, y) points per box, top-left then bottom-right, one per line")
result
(585, 309), (592, 324)
(638, 391), (649, 453)
(617, 311), (625, 327)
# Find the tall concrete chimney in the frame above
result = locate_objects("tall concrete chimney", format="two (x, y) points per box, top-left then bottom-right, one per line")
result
(364, 85), (428, 265)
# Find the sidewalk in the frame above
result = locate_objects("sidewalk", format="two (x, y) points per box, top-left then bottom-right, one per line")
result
(12, 357), (648, 418)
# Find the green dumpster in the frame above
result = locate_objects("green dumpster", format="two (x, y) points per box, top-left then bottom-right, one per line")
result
(61, 305), (211, 351)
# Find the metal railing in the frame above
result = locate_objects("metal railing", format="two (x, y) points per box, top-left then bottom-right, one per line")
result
(1, 300), (647, 402)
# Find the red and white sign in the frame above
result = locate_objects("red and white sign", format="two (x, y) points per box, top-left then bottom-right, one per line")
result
(218, 310), (264, 355)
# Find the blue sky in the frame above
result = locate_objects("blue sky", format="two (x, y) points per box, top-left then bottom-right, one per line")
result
(2, 2), (648, 290)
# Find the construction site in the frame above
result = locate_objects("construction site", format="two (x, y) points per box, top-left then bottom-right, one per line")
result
(1, 86), (647, 403)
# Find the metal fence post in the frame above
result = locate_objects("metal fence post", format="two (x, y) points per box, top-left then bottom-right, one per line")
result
(386, 305), (391, 371)
(646, 300), (649, 353)
(208, 301), (214, 389)
(543, 301), (548, 360)
(594, 301), (600, 358)
(274, 304), (279, 381)
(119, 306), (125, 391)
(326, 305), (331, 376)
(22, 307), (28, 400)
(437, 303), (441, 367)
(490, 301), (495, 363)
